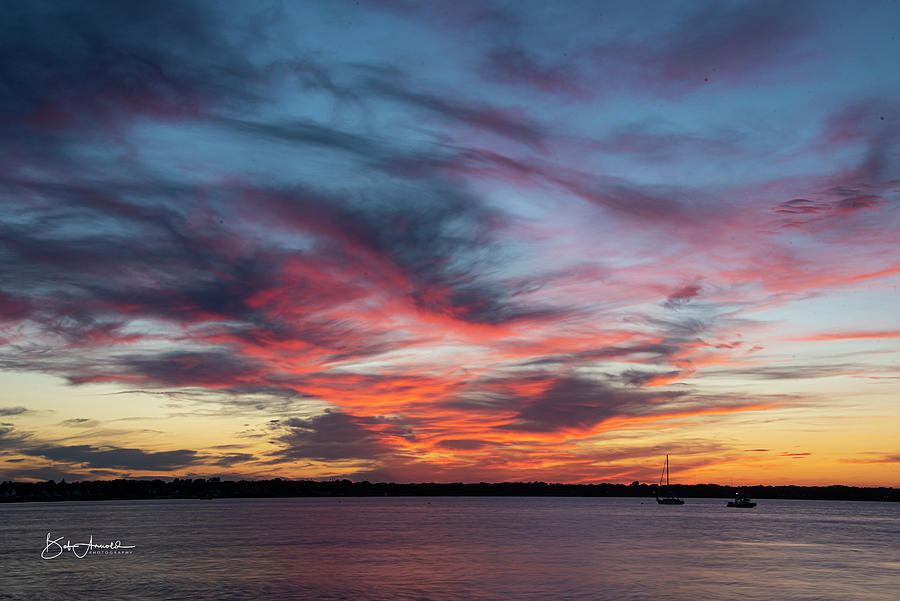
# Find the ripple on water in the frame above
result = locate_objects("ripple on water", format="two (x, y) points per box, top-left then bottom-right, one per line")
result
(0, 497), (897, 601)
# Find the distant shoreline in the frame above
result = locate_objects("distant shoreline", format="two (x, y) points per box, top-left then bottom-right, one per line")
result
(1, 479), (897, 503)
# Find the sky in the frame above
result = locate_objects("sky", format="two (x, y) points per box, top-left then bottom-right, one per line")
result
(0, 0), (898, 486)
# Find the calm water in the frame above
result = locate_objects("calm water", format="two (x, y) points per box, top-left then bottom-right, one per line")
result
(1, 496), (897, 600)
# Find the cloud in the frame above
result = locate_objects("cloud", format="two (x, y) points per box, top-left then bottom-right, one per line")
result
(620, 369), (684, 387)
(60, 418), (98, 427)
(19, 444), (204, 471)
(0, 424), (31, 449)
(220, 117), (381, 157)
(0, 0), (253, 131)
(663, 284), (702, 309)
(362, 76), (546, 146)
(111, 350), (269, 389)
(490, 375), (677, 433)
(839, 453), (900, 464)
(0, 406), (29, 416)
(772, 100), (899, 231)
(0, 465), (109, 482)
(592, 0), (817, 93)
(784, 329), (900, 342)
(3, 424), (199, 476)
(463, 1), (818, 98)
(0, 291), (31, 321)
(699, 364), (874, 381)
(651, 1), (815, 85)
(270, 411), (413, 462)
(821, 100), (900, 181)
(242, 180), (538, 326)
(436, 439), (496, 451)
(209, 452), (259, 467)
(481, 47), (584, 97)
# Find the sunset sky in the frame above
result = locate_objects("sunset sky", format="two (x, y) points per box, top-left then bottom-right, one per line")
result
(1, 0), (898, 486)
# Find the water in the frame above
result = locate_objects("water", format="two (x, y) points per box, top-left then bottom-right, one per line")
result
(1, 496), (897, 600)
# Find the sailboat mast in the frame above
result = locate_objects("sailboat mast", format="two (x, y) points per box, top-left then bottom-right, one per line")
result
(666, 455), (669, 488)
(656, 454), (684, 504)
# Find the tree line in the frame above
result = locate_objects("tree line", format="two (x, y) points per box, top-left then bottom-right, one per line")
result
(1, 478), (896, 502)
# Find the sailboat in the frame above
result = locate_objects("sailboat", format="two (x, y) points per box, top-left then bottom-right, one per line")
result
(656, 455), (684, 505)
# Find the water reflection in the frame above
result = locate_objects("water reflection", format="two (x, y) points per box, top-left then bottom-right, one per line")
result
(0, 497), (897, 601)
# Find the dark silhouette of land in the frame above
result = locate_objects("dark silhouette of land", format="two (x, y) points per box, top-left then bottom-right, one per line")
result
(1, 478), (896, 502)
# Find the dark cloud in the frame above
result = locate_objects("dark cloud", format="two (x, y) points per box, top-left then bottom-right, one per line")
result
(520, 341), (682, 371)
(363, 76), (545, 146)
(0, 406), (30, 416)
(447, 146), (731, 229)
(452, 370), (778, 436)
(0, 4), (330, 395)
(271, 411), (412, 461)
(209, 452), (258, 467)
(0, 0), (252, 130)
(0, 178), (449, 382)
(369, 0), (520, 37)
(4, 423), (200, 475)
(436, 439), (495, 451)
(247, 180), (558, 326)
(592, 0), (816, 93)
(0, 424), (31, 449)
(220, 117), (381, 157)
(664, 284), (702, 309)
(700, 363), (868, 380)
(194, 385), (310, 414)
(115, 350), (268, 389)
(776, 100), (899, 229)
(61, 418), (95, 427)
(0, 465), (104, 482)
(58, 350), (270, 389)
(574, 343), (681, 363)
(460, 1), (816, 98)
(481, 47), (582, 96)
(776, 198), (830, 216)
(494, 376), (678, 433)
(0, 193), (280, 328)
(0, 291), (32, 321)
(651, 0), (814, 85)
(641, 310), (748, 353)
(20, 444), (203, 471)
(620, 369), (683, 387)
(0, 5), (592, 401)
(386, 143), (731, 233)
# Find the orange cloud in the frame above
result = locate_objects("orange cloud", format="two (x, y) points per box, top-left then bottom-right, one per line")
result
(785, 329), (900, 342)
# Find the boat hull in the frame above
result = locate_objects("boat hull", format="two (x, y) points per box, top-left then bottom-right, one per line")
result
(727, 501), (757, 508)
(657, 497), (685, 505)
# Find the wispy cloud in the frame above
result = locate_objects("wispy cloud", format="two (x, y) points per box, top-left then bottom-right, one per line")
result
(785, 329), (900, 342)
